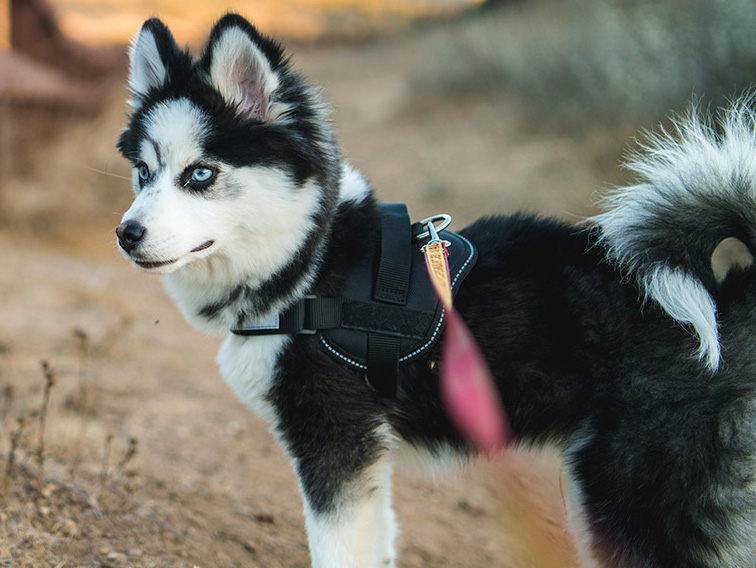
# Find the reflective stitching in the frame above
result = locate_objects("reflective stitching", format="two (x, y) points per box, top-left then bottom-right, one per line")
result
(320, 336), (367, 370)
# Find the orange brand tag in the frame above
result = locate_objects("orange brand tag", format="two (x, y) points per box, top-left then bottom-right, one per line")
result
(423, 240), (453, 309)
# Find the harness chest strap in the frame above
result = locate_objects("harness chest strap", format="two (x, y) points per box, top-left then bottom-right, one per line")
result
(231, 296), (436, 339)
(233, 204), (419, 397)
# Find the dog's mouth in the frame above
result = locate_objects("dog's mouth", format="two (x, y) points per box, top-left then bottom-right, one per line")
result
(131, 240), (215, 270)
(135, 258), (177, 270)
(191, 240), (215, 253)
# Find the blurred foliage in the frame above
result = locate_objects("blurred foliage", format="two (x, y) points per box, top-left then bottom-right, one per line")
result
(416, 0), (756, 121)
(50, 0), (483, 44)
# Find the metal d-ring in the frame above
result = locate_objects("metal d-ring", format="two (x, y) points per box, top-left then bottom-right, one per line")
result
(414, 214), (452, 241)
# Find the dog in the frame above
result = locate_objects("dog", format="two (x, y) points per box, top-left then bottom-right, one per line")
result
(115, 14), (756, 568)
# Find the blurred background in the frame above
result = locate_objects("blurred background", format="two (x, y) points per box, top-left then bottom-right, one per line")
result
(5, 0), (756, 245)
(1, 1), (756, 566)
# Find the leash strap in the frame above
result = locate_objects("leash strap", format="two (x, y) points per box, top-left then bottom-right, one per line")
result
(420, 219), (510, 454)
(422, 241), (453, 310)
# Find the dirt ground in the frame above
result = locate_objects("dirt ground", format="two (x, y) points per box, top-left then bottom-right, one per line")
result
(0, 25), (639, 568)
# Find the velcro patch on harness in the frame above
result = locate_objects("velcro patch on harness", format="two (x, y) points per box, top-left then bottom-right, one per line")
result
(340, 302), (434, 340)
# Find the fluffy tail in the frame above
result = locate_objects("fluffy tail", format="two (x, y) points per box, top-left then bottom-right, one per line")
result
(590, 98), (756, 371)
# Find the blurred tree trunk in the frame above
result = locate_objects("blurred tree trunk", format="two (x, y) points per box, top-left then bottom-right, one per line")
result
(0, 0), (126, 182)
(1, 0), (9, 50)
(11, 0), (124, 80)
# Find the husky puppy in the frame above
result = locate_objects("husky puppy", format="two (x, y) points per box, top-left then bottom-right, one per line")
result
(116, 14), (756, 568)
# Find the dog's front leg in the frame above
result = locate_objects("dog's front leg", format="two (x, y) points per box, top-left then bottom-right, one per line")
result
(297, 452), (397, 568)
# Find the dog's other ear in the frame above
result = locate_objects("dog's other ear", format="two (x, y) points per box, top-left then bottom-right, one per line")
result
(204, 14), (287, 122)
(127, 18), (181, 110)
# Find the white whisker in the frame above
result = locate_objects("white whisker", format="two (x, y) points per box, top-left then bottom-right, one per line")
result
(87, 166), (132, 181)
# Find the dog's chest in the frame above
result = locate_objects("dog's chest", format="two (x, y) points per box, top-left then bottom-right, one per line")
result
(216, 333), (290, 423)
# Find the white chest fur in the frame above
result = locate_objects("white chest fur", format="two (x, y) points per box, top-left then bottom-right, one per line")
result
(216, 332), (290, 423)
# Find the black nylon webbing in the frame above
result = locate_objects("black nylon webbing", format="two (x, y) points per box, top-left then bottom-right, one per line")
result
(232, 297), (342, 335)
(231, 297), (435, 338)
(367, 334), (401, 396)
(373, 204), (412, 305)
(366, 204), (412, 397)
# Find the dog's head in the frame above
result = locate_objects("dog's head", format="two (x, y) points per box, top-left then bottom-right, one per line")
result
(116, 15), (340, 278)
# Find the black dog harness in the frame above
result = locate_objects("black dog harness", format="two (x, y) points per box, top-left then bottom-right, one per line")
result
(232, 204), (478, 397)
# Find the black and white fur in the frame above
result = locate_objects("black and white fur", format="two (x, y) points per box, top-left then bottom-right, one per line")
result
(116, 14), (756, 568)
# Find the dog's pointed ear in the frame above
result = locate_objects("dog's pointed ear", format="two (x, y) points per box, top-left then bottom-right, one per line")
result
(204, 14), (287, 122)
(127, 18), (180, 110)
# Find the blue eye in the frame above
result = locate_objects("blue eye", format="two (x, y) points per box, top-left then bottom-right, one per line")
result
(138, 165), (150, 182)
(191, 167), (214, 183)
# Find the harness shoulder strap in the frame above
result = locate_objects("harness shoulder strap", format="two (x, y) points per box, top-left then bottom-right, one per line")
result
(373, 204), (412, 305)
(366, 203), (412, 396)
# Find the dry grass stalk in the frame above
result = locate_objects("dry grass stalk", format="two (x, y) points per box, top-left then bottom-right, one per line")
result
(3, 416), (29, 493)
(73, 328), (90, 410)
(0, 385), (14, 424)
(69, 328), (92, 480)
(100, 432), (113, 485)
(101, 435), (139, 486)
(36, 360), (58, 486)
(115, 437), (139, 475)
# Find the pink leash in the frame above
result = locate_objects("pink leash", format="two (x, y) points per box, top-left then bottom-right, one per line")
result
(421, 218), (511, 454)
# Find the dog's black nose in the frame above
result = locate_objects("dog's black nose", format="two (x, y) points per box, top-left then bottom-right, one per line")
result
(116, 221), (146, 253)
